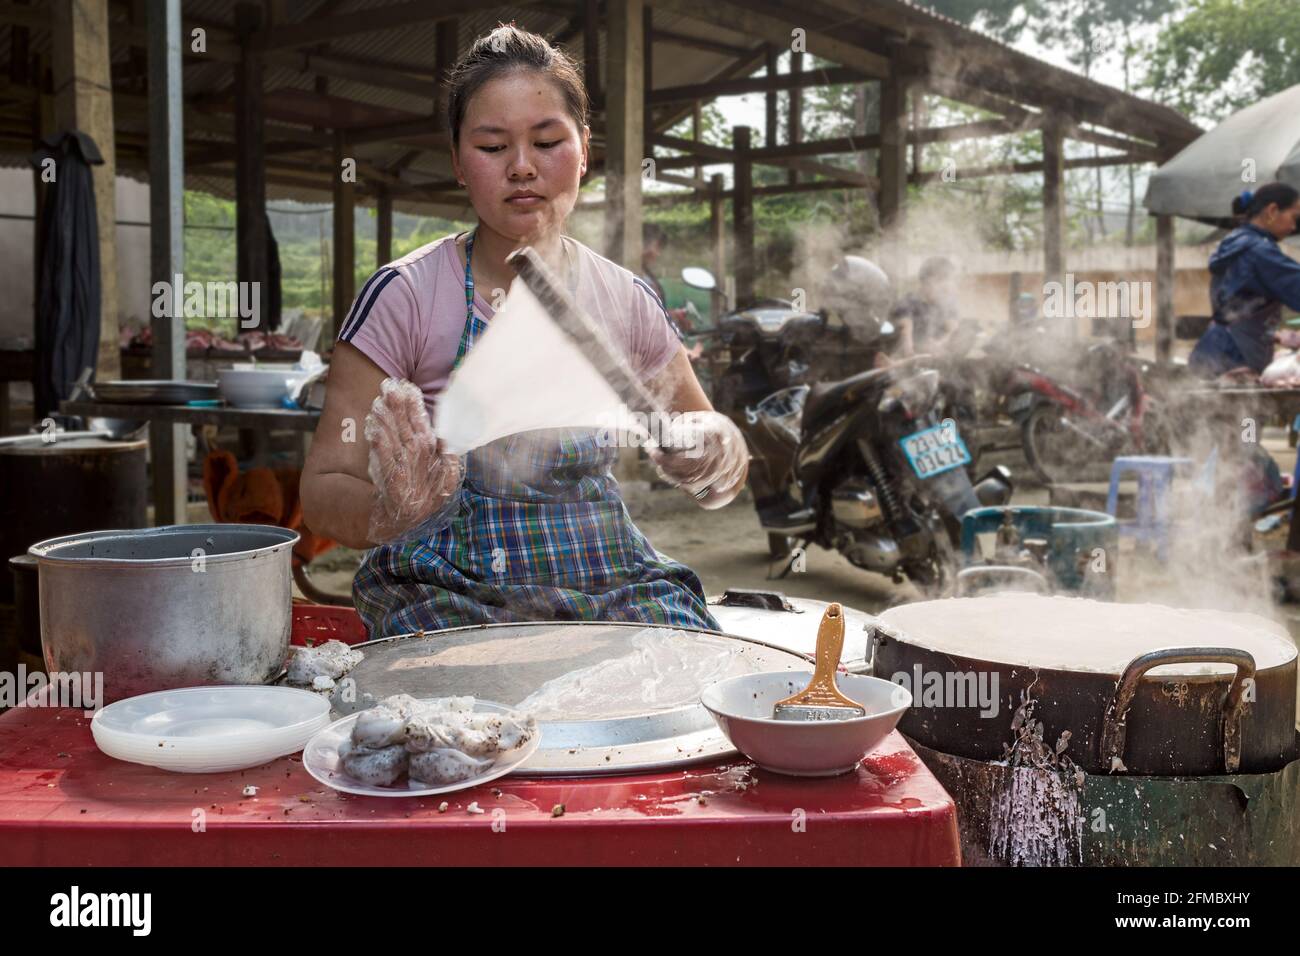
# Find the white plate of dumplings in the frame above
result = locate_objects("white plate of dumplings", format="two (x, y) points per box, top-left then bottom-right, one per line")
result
(302, 694), (541, 797)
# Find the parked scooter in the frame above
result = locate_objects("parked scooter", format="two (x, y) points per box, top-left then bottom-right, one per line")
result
(683, 260), (1013, 593)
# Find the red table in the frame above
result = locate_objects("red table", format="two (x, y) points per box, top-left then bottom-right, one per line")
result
(0, 704), (959, 866)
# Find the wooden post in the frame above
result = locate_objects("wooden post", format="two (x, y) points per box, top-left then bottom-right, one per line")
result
(584, 0), (601, 113)
(235, 3), (268, 335)
(147, 0), (187, 525)
(878, 72), (908, 277)
(332, 129), (356, 339)
(434, 19), (458, 126)
(765, 45), (778, 148)
(709, 172), (726, 313)
(603, 0), (644, 270)
(692, 100), (702, 185)
(1042, 117), (1067, 332)
(788, 50), (801, 186)
(376, 186), (393, 267)
(733, 125), (754, 305)
(50, 0), (120, 381)
(1155, 214), (1175, 363)
(643, 5), (654, 150)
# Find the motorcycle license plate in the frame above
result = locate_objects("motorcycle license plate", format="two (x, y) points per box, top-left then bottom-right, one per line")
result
(900, 421), (972, 479)
(1008, 392), (1034, 415)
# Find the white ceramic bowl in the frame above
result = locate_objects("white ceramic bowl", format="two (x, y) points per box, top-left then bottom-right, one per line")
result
(701, 671), (912, 776)
(218, 367), (308, 408)
(91, 686), (331, 773)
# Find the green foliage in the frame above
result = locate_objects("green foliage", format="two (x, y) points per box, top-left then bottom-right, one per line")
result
(1145, 0), (1300, 122)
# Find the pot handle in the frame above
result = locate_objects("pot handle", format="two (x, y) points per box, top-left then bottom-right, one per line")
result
(1100, 647), (1256, 774)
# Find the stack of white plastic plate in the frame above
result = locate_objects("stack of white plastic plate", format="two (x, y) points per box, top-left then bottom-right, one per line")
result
(91, 686), (331, 773)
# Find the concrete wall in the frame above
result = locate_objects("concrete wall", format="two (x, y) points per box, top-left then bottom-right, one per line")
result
(0, 166), (152, 344)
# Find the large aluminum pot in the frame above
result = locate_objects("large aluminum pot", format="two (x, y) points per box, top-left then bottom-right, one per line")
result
(29, 525), (299, 703)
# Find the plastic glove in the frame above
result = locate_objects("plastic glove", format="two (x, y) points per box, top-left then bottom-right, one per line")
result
(364, 378), (464, 544)
(646, 410), (748, 510)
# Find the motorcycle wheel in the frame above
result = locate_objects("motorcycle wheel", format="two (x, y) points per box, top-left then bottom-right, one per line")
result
(767, 532), (794, 559)
(1022, 404), (1106, 484)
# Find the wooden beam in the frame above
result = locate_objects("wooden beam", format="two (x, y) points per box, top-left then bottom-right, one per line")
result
(261, 0), (533, 51)
(603, 0), (643, 269)
(331, 129), (355, 340)
(51, 0), (120, 382)
(907, 151), (1149, 183)
(234, 3), (268, 340)
(651, 0), (890, 80)
(651, 28), (750, 59)
(733, 125), (754, 303)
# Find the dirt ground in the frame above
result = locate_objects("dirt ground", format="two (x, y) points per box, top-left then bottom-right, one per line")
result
(304, 430), (1300, 633)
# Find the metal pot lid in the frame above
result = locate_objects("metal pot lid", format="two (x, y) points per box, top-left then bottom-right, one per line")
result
(708, 592), (875, 672)
(327, 621), (811, 776)
(29, 523), (299, 567)
(875, 594), (1297, 678)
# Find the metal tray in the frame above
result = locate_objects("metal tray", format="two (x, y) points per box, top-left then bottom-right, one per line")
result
(91, 380), (219, 405)
(327, 620), (811, 776)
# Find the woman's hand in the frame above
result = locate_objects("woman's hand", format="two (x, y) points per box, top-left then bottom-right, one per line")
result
(364, 378), (464, 543)
(646, 409), (748, 510)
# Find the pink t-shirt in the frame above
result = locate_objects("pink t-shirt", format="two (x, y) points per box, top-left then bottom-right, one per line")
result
(338, 233), (682, 415)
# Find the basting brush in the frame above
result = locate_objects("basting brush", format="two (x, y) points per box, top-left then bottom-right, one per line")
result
(773, 603), (867, 721)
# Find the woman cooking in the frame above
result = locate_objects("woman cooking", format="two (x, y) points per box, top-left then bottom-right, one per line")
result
(300, 25), (748, 639)
(1189, 182), (1300, 378)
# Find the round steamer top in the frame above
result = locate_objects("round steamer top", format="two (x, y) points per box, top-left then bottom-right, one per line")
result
(876, 594), (1298, 677)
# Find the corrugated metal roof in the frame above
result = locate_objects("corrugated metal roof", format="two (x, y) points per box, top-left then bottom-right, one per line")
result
(0, 0), (1198, 210)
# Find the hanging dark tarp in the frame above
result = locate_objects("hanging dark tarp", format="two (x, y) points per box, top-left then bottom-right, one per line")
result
(30, 131), (104, 417)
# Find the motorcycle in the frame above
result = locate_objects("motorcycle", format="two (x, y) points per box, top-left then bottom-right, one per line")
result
(681, 266), (1013, 593)
(1003, 340), (1171, 484)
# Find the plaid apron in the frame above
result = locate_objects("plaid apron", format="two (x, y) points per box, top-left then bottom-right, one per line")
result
(352, 231), (719, 638)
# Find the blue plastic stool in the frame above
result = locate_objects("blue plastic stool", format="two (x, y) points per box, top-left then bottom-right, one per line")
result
(1105, 455), (1195, 561)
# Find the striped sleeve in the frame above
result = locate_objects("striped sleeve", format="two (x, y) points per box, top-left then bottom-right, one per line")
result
(337, 266), (420, 381)
(629, 276), (684, 378)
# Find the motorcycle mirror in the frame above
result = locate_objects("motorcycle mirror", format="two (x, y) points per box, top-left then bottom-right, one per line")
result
(879, 320), (896, 336)
(681, 266), (717, 291)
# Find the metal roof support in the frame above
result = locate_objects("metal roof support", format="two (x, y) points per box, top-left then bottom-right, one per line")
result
(146, 0), (187, 525)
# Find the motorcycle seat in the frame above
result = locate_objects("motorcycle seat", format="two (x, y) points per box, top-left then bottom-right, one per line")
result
(801, 366), (893, 431)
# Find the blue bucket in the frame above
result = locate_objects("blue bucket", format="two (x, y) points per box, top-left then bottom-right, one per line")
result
(960, 505), (1118, 596)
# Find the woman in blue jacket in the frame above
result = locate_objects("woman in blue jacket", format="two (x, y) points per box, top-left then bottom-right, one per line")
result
(1189, 182), (1300, 378)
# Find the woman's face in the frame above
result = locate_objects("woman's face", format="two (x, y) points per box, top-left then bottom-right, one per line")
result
(1259, 200), (1300, 240)
(451, 71), (589, 243)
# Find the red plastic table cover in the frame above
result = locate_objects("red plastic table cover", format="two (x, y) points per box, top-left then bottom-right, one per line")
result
(0, 703), (959, 866)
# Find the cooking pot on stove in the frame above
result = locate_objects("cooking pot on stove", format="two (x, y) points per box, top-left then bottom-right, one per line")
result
(870, 595), (1299, 776)
(30, 524), (298, 703)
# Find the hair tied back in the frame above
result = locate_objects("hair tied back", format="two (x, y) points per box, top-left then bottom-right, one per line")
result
(1240, 189), (1254, 205)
